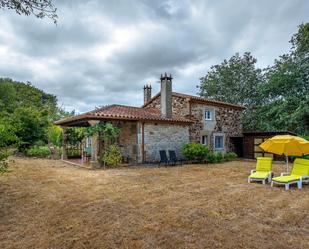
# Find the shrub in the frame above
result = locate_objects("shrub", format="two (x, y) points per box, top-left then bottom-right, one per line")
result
(0, 149), (10, 173)
(224, 152), (238, 161)
(206, 151), (216, 163)
(206, 152), (224, 163)
(0, 123), (18, 173)
(101, 145), (122, 167)
(206, 151), (238, 163)
(215, 152), (223, 162)
(182, 143), (209, 162)
(47, 125), (62, 147)
(26, 146), (51, 158)
(67, 148), (82, 158)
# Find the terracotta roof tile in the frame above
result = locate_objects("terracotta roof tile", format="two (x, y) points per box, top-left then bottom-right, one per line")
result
(54, 104), (192, 126)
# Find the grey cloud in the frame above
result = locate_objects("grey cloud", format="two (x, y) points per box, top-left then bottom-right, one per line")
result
(0, 0), (308, 113)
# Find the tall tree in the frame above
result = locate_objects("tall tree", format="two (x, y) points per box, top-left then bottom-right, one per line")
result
(260, 23), (309, 134)
(0, 0), (57, 23)
(198, 52), (264, 130)
(0, 78), (73, 150)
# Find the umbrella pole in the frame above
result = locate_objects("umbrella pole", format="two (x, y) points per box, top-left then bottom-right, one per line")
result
(286, 155), (289, 172)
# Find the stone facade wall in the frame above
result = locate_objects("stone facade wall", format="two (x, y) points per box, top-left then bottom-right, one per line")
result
(144, 95), (243, 153)
(145, 95), (191, 118)
(190, 103), (243, 152)
(143, 123), (189, 162)
(117, 121), (138, 163)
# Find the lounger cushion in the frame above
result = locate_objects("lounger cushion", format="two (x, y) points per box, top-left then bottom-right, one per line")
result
(292, 163), (309, 176)
(256, 157), (272, 171)
(249, 171), (270, 179)
(272, 174), (300, 183)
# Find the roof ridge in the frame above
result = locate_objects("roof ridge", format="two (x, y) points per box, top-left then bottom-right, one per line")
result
(87, 104), (116, 113)
(142, 91), (245, 109)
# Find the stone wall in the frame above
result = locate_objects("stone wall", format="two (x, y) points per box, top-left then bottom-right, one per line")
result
(145, 95), (191, 118)
(143, 123), (190, 162)
(190, 103), (243, 152)
(144, 94), (243, 153)
(117, 121), (138, 163)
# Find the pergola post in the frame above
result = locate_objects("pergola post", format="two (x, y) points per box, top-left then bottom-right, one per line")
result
(61, 126), (68, 160)
(88, 120), (100, 168)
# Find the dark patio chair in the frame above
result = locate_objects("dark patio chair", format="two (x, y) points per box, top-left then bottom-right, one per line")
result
(159, 150), (169, 166)
(168, 150), (183, 166)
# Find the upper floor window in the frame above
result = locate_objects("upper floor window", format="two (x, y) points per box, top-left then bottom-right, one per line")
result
(205, 109), (213, 121)
(214, 135), (224, 150)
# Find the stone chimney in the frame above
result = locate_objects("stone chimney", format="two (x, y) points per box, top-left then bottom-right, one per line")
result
(160, 73), (172, 118)
(143, 84), (152, 104)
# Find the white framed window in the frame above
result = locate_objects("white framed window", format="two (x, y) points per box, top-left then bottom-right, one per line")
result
(214, 135), (224, 150)
(205, 109), (214, 121)
(201, 135), (208, 146)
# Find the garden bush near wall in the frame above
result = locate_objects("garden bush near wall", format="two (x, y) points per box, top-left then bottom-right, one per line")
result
(25, 146), (51, 158)
(206, 151), (237, 163)
(182, 143), (209, 162)
(182, 143), (237, 164)
(224, 152), (238, 161)
(101, 144), (122, 167)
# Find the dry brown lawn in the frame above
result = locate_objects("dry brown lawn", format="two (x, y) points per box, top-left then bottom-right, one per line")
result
(1, 157), (309, 249)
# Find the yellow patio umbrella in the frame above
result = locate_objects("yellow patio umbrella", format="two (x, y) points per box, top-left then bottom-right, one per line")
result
(259, 135), (309, 172)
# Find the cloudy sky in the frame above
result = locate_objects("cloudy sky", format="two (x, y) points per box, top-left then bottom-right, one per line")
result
(0, 0), (308, 113)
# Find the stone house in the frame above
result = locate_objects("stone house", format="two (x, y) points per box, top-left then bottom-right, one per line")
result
(55, 74), (244, 165)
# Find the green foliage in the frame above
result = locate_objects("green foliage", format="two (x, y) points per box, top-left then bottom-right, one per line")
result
(0, 78), (73, 152)
(86, 123), (121, 146)
(0, 149), (10, 173)
(0, 79), (58, 117)
(0, 80), (16, 114)
(101, 145), (122, 167)
(203, 151), (237, 164)
(291, 23), (309, 54)
(182, 143), (209, 162)
(25, 146), (51, 158)
(47, 125), (62, 146)
(0, 122), (18, 173)
(11, 107), (50, 150)
(206, 152), (224, 163)
(224, 152), (238, 161)
(67, 148), (81, 158)
(0, 122), (18, 148)
(199, 52), (262, 107)
(65, 128), (85, 146)
(86, 123), (121, 167)
(182, 143), (238, 164)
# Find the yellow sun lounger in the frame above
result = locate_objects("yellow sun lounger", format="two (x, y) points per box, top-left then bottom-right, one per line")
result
(271, 158), (309, 190)
(248, 157), (273, 184)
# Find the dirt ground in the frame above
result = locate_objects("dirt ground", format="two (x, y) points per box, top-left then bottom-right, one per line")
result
(1, 157), (309, 249)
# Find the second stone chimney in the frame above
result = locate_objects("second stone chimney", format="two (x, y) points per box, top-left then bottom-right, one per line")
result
(143, 84), (152, 104)
(160, 73), (172, 119)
